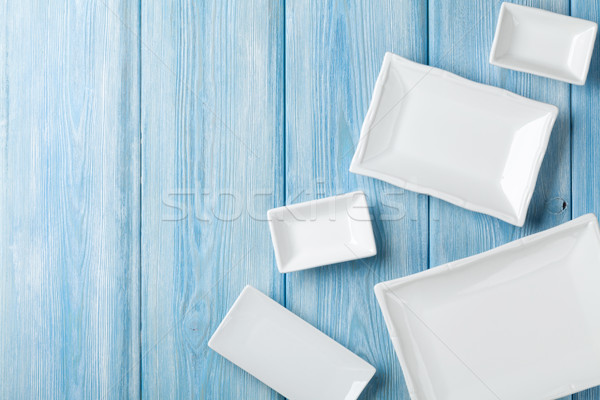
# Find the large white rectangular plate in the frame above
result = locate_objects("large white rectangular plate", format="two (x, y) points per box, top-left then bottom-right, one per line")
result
(209, 285), (376, 400)
(349, 53), (558, 226)
(490, 2), (598, 85)
(267, 191), (376, 273)
(374, 214), (600, 400)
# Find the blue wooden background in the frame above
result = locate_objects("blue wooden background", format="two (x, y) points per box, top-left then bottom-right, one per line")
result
(0, 0), (599, 399)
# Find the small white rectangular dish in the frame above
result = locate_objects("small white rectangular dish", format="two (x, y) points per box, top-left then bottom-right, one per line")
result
(267, 191), (376, 273)
(374, 214), (600, 400)
(209, 285), (376, 400)
(490, 2), (597, 85)
(349, 53), (558, 226)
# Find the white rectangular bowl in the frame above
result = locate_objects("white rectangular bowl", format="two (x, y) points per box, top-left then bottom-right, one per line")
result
(267, 191), (376, 273)
(209, 285), (376, 400)
(374, 214), (600, 400)
(349, 53), (558, 226)
(490, 2), (597, 85)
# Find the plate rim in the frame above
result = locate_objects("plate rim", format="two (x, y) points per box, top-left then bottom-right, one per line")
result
(209, 285), (377, 400)
(489, 2), (598, 85)
(374, 213), (600, 400)
(267, 190), (377, 272)
(349, 52), (559, 226)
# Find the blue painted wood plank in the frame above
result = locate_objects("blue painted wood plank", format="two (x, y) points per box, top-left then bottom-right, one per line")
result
(429, 0), (574, 399)
(0, 0), (140, 398)
(140, 1), (284, 398)
(285, 1), (427, 398)
(571, 1), (600, 399)
(428, 0), (571, 261)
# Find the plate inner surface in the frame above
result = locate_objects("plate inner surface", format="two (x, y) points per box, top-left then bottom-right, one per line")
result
(359, 58), (554, 219)
(380, 220), (600, 400)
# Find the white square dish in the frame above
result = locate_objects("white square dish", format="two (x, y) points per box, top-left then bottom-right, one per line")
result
(374, 214), (600, 400)
(267, 191), (376, 273)
(349, 53), (558, 226)
(208, 285), (376, 400)
(490, 2), (598, 85)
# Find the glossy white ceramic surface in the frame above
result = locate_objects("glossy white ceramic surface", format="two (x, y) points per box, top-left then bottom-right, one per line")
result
(349, 53), (558, 226)
(208, 285), (376, 400)
(490, 3), (598, 85)
(374, 214), (600, 400)
(267, 191), (376, 273)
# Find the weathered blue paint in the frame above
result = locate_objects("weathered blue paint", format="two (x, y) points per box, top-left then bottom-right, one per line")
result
(571, 1), (600, 400)
(140, 1), (284, 399)
(0, 0), (140, 398)
(1, 0), (599, 398)
(284, 1), (428, 399)
(428, 1), (575, 399)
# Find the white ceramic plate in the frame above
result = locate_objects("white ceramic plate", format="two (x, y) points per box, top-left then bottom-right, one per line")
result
(267, 191), (376, 273)
(374, 214), (600, 400)
(208, 285), (376, 400)
(349, 53), (558, 226)
(490, 2), (598, 85)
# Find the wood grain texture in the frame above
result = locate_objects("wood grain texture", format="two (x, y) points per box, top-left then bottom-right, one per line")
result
(0, 0), (140, 398)
(571, 1), (600, 399)
(428, 0), (580, 399)
(428, 0), (571, 264)
(140, 0), (284, 398)
(3, 0), (600, 398)
(285, 1), (427, 398)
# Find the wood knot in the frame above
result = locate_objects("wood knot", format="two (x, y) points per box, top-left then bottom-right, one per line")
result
(545, 197), (568, 215)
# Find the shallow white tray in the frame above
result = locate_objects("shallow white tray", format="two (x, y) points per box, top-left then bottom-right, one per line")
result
(209, 285), (376, 400)
(267, 191), (376, 273)
(490, 2), (597, 85)
(374, 214), (600, 400)
(349, 53), (558, 226)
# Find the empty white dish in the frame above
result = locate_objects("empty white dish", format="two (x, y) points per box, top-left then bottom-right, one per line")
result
(374, 214), (600, 400)
(349, 53), (558, 226)
(208, 285), (376, 400)
(489, 2), (598, 85)
(267, 191), (376, 273)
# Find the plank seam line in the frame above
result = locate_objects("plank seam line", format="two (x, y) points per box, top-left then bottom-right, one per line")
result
(95, 0), (258, 163)
(138, 0), (143, 397)
(338, 0), (504, 164)
(427, 0), (431, 271)
(346, 244), (503, 400)
(282, 0), (287, 310)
